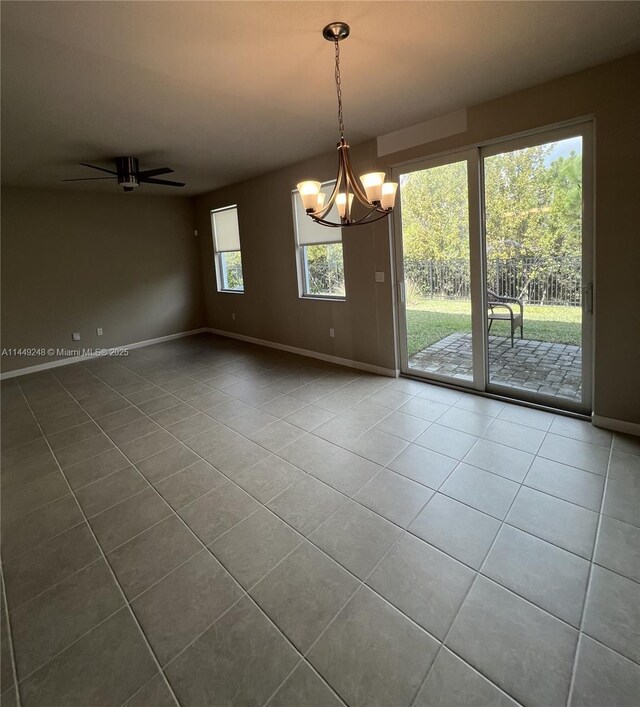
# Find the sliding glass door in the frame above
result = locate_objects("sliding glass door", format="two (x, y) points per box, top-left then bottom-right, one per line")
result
(393, 150), (484, 389)
(393, 123), (593, 413)
(482, 129), (592, 408)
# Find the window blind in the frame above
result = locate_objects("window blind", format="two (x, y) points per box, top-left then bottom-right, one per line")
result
(211, 207), (241, 252)
(293, 183), (342, 245)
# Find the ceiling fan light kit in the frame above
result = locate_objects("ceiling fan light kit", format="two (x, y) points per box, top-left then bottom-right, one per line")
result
(63, 156), (185, 192)
(296, 22), (398, 228)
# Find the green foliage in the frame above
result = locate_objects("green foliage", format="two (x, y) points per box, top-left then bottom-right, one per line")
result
(304, 243), (345, 296)
(406, 299), (581, 355)
(400, 161), (469, 261)
(400, 146), (582, 263)
(221, 251), (244, 290)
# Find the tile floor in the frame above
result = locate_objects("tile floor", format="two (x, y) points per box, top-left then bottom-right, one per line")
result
(1, 333), (638, 707)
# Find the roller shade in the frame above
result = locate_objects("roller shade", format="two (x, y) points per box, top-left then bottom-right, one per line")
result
(211, 207), (241, 252)
(294, 183), (342, 245)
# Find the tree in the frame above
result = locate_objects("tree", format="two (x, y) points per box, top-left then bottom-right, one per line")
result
(400, 161), (468, 261)
(400, 145), (582, 262)
(399, 143), (583, 303)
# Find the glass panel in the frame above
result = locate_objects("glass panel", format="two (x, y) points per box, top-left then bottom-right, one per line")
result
(483, 136), (583, 402)
(220, 251), (244, 291)
(302, 243), (345, 297)
(400, 160), (473, 381)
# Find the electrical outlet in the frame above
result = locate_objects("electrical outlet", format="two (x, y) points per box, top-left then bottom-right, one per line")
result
(194, 229), (199, 237)
(375, 271), (385, 283)
(329, 328), (335, 338)
(72, 332), (81, 341)
(232, 313), (236, 321)
(96, 328), (103, 336)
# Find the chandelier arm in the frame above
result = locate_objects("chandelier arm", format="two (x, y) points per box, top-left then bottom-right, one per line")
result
(313, 151), (345, 221)
(308, 216), (344, 227)
(310, 209), (390, 228)
(338, 141), (376, 207)
(343, 149), (353, 222)
(349, 206), (392, 225)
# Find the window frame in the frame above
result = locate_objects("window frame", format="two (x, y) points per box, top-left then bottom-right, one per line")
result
(210, 205), (244, 295)
(291, 181), (347, 301)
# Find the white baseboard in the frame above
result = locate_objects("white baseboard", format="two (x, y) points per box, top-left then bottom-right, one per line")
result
(0, 328), (208, 380)
(206, 328), (399, 378)
(592, 414), (640, 437)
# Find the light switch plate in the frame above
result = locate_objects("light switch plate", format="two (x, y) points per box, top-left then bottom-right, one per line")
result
(375, 271), (385, 283)
(96, 328), (103, 336)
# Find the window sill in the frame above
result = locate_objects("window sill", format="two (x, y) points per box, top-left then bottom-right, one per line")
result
(218, 289), (244, 295)
(300, 295), (346, 302)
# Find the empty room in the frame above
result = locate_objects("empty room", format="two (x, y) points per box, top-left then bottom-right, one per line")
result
(1, 2), (640, 706)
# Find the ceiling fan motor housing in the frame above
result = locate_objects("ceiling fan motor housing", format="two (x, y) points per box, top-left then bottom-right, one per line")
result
(116, 156), (140, 188)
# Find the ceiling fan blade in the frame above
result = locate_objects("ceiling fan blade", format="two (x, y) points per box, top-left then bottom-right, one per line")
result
(79, 162), (118, 175)
(139, 177), (185, 187)
(137, 167), (174, 178)
(62, 177), (116, 182)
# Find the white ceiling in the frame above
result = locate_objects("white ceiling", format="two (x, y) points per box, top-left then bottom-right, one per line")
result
(2, 1), (640, 196)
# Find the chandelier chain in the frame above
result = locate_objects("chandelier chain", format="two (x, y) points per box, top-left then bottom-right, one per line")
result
(334, 39), (344, 138)
(300, 22), (397, 227)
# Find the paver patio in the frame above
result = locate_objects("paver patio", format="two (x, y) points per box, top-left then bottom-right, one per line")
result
(409, 332), (582, 401)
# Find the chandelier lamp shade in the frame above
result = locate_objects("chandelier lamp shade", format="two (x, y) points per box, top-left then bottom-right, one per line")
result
(296, 22), (398, 228)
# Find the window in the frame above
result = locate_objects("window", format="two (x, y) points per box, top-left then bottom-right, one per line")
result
(211, 206), (244, 292)
(292, 183), (345, 299)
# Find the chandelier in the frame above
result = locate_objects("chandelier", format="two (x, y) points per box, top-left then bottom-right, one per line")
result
(297, 22), (398, 228)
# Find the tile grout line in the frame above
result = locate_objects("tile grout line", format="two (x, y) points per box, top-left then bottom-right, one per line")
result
(12, 379), (183, 707)
(12, 604), (128, 686)
(0, 567), (23, 707)
(406, 420), (632, 706)
(407, 430), (551, 707)
(10, 358), (626, 590)
(259, 484), (440, 707)
(31, 354), (515, 483)
(10, 345), (635, 704)
(52, 360), (356, 705)
(6, 557), (105, 623)
(565, 436), (616, 705)
(71, 350), (515, 702)
(8, 361), (629, 588)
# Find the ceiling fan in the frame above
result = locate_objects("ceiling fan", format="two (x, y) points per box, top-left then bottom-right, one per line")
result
(63, 157), (185, 192)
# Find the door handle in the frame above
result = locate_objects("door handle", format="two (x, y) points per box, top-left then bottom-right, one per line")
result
(582, 283), (593, 314)
(398, 280), (405, 303)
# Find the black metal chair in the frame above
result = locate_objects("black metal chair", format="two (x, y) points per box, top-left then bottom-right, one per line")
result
(487, 288), (524, 346)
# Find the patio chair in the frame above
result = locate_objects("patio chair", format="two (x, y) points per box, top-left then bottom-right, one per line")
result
(487, 288), (524, 346)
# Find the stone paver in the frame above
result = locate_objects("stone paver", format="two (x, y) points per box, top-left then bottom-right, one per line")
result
(409, 333), (582, 401)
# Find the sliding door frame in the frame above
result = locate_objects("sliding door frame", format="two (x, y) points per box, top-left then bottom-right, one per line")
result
(391, 148), (483, 391)
(479, 121), (594, 414)
(390, 118), (594, 414)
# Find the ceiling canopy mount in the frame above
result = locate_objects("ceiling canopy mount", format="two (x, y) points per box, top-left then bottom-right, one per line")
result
(322, 22), (350, 42)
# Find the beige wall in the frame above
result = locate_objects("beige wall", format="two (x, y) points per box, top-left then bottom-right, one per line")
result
(194, 141), (397, 374)
(194, 52), (640, 424)
(1, 187), (204, 372)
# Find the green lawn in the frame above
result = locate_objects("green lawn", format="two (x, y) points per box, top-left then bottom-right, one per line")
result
(406, 298), (581, 355)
